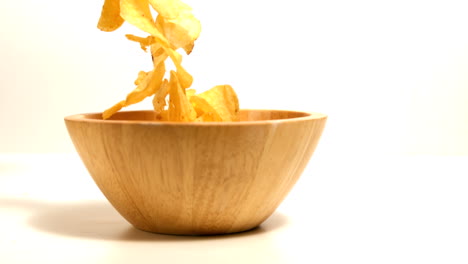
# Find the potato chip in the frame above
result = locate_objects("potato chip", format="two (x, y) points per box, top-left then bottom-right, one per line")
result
(149, 0), (192, 19)
(134, 71), (148, 85)
(186, 89), (196, 98)
(162, 47), (193, 89)
(167, 71), (196, 122)
(97, 0), (124, 32)
(150, 44), (168, 68)
(103, 62), (165, 120)
(126, 34), (155, 51)
(193, 85), (240, 121)
(112, 0), (193, 86)
(156, 109), (169, 121)
(125, 62), (166, 104)
(99, 0), (240, 122)
(152, 79), (169, 116)
(151, 0), (200, 52)
(190, 96), (222, 121)
(103, 100), (125, 120)
(155, 11), (201, 54)
(119, 0), (170, 47)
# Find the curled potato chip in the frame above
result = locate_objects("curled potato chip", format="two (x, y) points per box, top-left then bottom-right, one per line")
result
(103, 100), (126, 120)
(150, 44), (168, 68)
(189, 96), (222, 121)
(157, 109), (169, 121)
(97, 0), (124, 32)
(194, 85), (240, 121)
(103, 62), (165, 118)
(155, 13), (201, 54)
(125, 62), (166, 104)
(152, 79), (169, 116)
(147, 37), (192, 89)
(162, 47), (193, 89)
(149, 0), (192, 19)
(168, 71), (196, 122)
(119, 0), (169, 47)
(186, 89), (196, 98)
(126, 34), (155, 51)
(99, 0), (240, 122)
(134, 71), (148, 85)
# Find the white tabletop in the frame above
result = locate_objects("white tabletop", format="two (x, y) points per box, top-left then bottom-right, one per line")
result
(1, 153), (467, 264)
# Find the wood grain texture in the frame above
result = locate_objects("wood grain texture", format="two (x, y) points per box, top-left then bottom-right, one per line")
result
(65, 110), (327, 235)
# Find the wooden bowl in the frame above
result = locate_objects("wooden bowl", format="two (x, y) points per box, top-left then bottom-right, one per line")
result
(64, 109), (327, 235)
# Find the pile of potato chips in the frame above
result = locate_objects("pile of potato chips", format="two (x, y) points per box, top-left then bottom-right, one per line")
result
(98, 0), (239, 121)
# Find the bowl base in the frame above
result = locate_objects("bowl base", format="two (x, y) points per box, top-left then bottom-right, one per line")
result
(131, 224), (261, 236)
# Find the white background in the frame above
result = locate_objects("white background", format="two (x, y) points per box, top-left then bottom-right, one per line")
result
(1, 0), (468, 155)
(1, 2), (468, 263)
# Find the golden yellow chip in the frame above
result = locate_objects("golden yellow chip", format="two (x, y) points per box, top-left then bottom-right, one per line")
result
(103, 100), (125, 120)
(134, 71), (148, 85)
(155, 11), (201, 54)
(150, 44), (168, 68)
(100, 0), (240, 122)
(97, 0), (124, 32)
(119, 0), (169, 47)
(186, 89), (196, 98)
(149, 0), (191, 19)
(157, 109), (169, 121)
(126, 34), (155, 51)
(162, 47), (193, 89)
(125, 62), (166, 104)
(168, 71), (196, 122)
(152, 79), (169, 116)
(193, 85), (239, 121)
(189, 96), (222, 121)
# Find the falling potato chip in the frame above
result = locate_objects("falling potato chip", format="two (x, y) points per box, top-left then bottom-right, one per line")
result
(103, 100), (126, 120)
(99, 0), (240, 122)
(152, 79), (169, 116)
(190, 96), (222, 121)
(167, 71), (197, 122)
(103, 63), (165, 119)
(186, 89), (196, 98)
(157, 109), (169, 121)
(149, 44), (169, 70)
(162, 47), (193, 89)
(120, 0), (169, 47)
(125, 62), (166, 104)
(193, 85), (240, 121)
(149, 0), (192, 19)
(155, 11), (201, 54)
(126, 34), (155, 51)
(97, 0), (124, 32)
(134, 71), (148, 85)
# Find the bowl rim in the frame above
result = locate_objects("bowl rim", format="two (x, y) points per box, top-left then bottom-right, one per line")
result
(64, 109), (327, 126)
